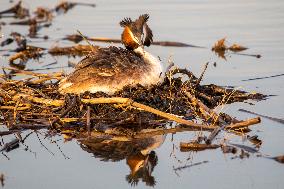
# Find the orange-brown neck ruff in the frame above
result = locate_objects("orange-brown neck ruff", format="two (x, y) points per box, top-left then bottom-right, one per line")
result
(122, 26), (139, 50)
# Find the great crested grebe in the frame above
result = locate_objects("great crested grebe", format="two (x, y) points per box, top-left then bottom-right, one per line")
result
(59, 14), (162, 94)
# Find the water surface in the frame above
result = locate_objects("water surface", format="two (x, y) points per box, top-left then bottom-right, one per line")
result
(0, 0), (284, 188)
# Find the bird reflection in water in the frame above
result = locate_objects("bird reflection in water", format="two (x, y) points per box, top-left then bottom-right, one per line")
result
(78, 128), (166, 187)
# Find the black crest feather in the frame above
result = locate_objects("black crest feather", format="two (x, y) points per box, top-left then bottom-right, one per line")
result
(120, 17), (132, 27)
(138, 14), (149, 24)
(143, 23), (153, 46)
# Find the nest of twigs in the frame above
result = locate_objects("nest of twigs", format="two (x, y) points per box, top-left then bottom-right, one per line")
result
(0, 65), (266, 143)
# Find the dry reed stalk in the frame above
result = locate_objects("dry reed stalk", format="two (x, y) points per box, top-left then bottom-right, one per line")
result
(180, 142), (220, 150)
(183, 90), (226, 124)
(225, 117), (261, 130)
(81, 98), (216, 129)
(13, 94), (64, 106)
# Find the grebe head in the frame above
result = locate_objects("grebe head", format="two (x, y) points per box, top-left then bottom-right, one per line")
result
(120, 14), (153, 50)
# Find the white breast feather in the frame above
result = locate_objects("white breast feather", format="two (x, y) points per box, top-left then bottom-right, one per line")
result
(134, 47), (162, 86)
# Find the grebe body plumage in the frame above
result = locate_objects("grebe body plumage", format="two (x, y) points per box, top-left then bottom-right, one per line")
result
(59, 14), (162, 94)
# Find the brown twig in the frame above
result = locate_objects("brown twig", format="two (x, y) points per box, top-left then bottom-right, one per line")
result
(8, 47), (43, 63)
(51, 96), (77, 126)
(225, 117), (261, 130)
(77, 30), (97, 53)
(183, 90), (227, 125)
(0, 104), (31, 111)
(168, 67), (198, 81)
(206, 117), (261, 144)
(180, 142), (220, 151)
(13, 94), (64, 107)
(2, 67), (63, 78)
(81, 98), (216, 130)
(86, 106), (91, 132)
(195, 62), (209, 86)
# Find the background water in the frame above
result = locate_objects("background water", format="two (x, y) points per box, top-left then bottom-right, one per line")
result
(0, 0), (284, 188)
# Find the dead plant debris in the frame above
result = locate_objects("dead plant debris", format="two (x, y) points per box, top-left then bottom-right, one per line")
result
(180, 142), (220, 151)
(54, 1), (96, 14)
(0, 1), (29, 19)
(0, 64), (266, 144)
(9, 45), (44, 63)
(212, 37), (260, 60)
(273, 155), (284, 164)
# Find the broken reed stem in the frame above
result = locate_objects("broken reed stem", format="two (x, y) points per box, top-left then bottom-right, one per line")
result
(13, 94), (64, 106)
(81, 98), (216, 130)
(183, 90), (260, 144)
(206, 126), (223, 144)
(76, 30), (97, 53)
(0, 104), (31, 111)
(170, 67), (197, 81)
(1, 67), (64, 78)
(180, 142), (220, 150)
(184, 91), (226, 144)
(86, 106), (91, 132)
(195, 62), (209, 86)
(51, 96), (77, 126)
(2, 67), (49, 77)
(206, 117), (261, 144)
(225, 117), (261, 130)
(205, 88), (258, 143)
(183, 90), (227, 125)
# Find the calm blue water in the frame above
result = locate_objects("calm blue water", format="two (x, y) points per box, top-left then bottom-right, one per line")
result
(1, 0), (284, 188)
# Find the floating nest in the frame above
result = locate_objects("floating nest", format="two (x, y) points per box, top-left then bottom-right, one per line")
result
(0, 65), (266, 143)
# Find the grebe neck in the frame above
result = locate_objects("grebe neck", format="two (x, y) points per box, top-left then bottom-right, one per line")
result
(134, 47), (161, 67)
